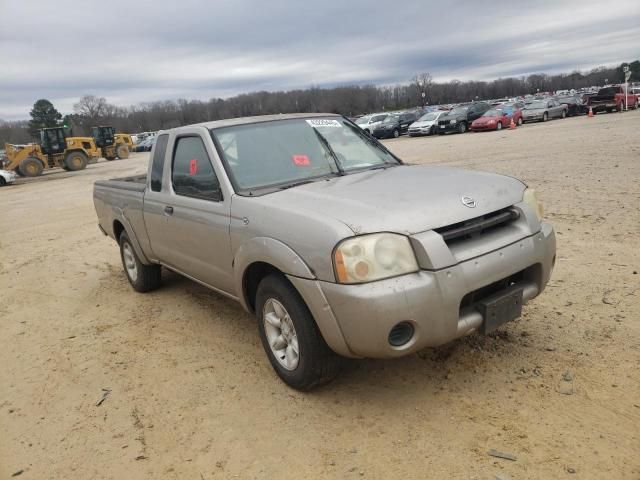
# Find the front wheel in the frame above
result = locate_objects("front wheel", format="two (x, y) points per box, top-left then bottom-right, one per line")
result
(18, 157), (44, 177)
(116, 144), (130, 159)
(517, 117), (523, 126)
(496, 122), (502, 130)
(542, 112), (548, 122)
(561, 109), (566, 118)
(458, 122), (467, 133)
(256, 274), (342, 390)
(618, 102), (625, 112)
(119, 231), (161, 292)
(392, 129), (399, 138)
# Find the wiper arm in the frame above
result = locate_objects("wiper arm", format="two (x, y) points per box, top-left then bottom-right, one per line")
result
(312, 128), (345, 175)
(278, 179), (316, 190)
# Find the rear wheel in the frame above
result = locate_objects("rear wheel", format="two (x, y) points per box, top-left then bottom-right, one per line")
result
(116, 144), (129, 159)
(64, 151), (88, 171)
(256, 274), (342, 390)
(18, 157), (44, 177)
(119, 231), (161, 293)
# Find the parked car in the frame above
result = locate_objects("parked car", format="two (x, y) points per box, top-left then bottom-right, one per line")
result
(437, 102), (491, 134)
(355, 113), (388, 134)
(470, 106), (523, 131)
(371, 112), (417, 138)
(93, 113), (556, 390)
(371, 115), (402, 138)
(0, 169), (17, 186)
(134, 137), (156, 152)
(408, 111), (445, 136)
(557, 95), (588, 116)
(522, 99), (567, 123)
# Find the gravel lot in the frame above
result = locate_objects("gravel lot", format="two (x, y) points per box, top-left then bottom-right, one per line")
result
(1, 111), (639, 479)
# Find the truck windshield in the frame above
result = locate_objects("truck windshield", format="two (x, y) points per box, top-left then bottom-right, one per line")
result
(210, 117), (399, 193)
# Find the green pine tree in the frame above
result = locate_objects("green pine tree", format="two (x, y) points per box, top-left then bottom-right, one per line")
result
(28, 99), (62, 136)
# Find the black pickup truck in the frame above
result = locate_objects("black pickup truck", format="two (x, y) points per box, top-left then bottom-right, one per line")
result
(437, 102), (490, 134)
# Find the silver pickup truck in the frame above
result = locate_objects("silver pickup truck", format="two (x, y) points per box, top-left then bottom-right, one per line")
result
(94, 113), (556, 390)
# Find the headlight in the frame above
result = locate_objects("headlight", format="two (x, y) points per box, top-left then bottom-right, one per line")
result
(333, 233), (419, 284)
(523, 188), (544, 221)
(450, 119), (457, 124)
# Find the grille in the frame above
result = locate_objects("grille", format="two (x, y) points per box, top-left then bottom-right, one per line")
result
(435, 208), (519, 245)
(438, 120), (451, 126)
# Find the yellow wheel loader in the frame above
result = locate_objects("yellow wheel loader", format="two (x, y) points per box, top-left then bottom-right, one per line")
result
(91, 126), (130, 160)
(3, 127), (100, 177)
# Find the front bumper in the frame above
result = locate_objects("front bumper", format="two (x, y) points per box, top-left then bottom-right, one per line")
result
(437, 123), (460, 133)
(372, 129), (396, 139)
(470, 123), (497, 131)
(288, 221), (555, 359)
(408, 126), (435, 136)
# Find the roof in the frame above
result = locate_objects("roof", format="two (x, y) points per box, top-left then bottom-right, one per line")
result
(170, 112), (342, 133)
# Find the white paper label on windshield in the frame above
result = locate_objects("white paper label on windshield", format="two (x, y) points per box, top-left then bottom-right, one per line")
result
(306, 119), (342, 128)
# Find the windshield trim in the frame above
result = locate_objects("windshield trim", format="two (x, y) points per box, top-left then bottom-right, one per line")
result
(209, 116), (403, 197)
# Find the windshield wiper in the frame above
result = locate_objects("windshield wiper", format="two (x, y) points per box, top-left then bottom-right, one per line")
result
(278, 179), (317, 190)
(312, 128), (345, 175)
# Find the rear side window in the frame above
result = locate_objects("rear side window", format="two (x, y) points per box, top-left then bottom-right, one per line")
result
(171, 136), (221, 201)
(150, 134), (169, 192)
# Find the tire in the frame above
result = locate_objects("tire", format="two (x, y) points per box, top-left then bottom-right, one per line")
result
(105, 156), (116, 161)
(116, 144), (129, 159)
(542, 112), (548, 122)
(517, 117), (523, 126)
(119, 231), (161, 293)
(18, 157), (44, 177)
(392, 129), (399, 138)
(458, 122), (467, 133)
(618, 102), (625, 112)
(561, 109), (566, 119)
(64, 151), (88, 171)
(256, 274), (342, 390)
(0, 177), (6, 186)
(496, 122), (502, 131)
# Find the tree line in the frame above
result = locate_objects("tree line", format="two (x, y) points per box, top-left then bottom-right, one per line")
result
(1, 60), (637, 146)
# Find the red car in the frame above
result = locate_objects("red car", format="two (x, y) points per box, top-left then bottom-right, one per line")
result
(470, 106), (523, 131)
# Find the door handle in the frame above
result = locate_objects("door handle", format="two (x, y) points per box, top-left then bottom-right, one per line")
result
(164, 206), (174, 215)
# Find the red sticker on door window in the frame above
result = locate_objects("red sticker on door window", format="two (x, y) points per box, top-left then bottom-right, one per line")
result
(292, 154), (310, 166)
(189, 158), (198, 176)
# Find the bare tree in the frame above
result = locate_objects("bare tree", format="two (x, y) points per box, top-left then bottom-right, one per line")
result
(73, 95), (108, 122)
(413, 72), (433, 106)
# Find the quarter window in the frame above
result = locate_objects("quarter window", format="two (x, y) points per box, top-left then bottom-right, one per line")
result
(150, 134), (169, 192)
(171, 136), (221, 201)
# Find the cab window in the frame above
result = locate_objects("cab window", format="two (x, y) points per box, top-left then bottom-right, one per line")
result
(171, 136), (221, 201)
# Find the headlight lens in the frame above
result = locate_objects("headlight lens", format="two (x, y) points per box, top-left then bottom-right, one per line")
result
(333, 233), (419, 284)
(450, 119), (457, 124)
(523, 188), (544, 221)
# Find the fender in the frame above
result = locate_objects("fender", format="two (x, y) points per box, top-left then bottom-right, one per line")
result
(233, 236), (315, 311)
(114, 206), (152, 265)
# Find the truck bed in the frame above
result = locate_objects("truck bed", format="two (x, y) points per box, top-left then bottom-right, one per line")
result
(94, 174), (147, 193)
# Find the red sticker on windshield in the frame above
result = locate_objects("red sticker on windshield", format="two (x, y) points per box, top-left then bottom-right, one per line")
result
(189, 158), (198, 176)
(292, 154), (310, 166)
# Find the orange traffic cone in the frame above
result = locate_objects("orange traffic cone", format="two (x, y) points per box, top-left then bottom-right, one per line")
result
(588, 106), (594, 118)
(509, 117), (517, 130)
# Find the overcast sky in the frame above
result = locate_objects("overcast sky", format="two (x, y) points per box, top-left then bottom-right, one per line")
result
(1, 0), (639, 120)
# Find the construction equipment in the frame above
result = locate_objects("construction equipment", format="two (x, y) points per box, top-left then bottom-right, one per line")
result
(114, 133), (134, 152)
(4, 127), (100, 177)
(91, 126), (130, 160)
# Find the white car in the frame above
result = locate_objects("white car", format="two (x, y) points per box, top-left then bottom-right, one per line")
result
(355, 113), (389, 134)
(408, 111), (445, 136)
(0, 169), (18, 186)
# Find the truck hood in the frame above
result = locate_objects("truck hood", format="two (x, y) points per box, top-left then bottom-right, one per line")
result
(259, 165), (526, 235)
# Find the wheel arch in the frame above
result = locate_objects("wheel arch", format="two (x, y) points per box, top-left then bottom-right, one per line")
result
(234, 237), (316, 313)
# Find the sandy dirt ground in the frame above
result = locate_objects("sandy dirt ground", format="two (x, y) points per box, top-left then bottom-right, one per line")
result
(1, 111), (639, 480)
